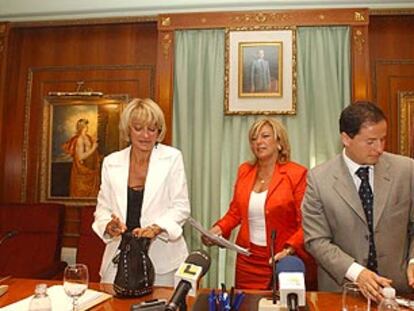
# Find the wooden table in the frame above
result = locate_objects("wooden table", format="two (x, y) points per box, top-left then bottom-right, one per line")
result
(1, 278), (410, 310)
(0, 278), (185, 310)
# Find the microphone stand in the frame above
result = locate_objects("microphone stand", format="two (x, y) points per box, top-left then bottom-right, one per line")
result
(178, 298), (187, 311)
(0, 230), (18, 246)
(271, 230), (277, 304)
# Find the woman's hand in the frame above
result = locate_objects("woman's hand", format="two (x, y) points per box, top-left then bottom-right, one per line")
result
(105, 214), (127, 237)
(132, 224), (163, 239)
(268, 246), (295, 265)
(201, 225), (223, 246)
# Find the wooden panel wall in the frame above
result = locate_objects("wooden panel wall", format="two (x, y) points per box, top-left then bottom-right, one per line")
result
(369, 14), (414, 153)
(1, 9), (411, 249)
(0, 21), (158, 246)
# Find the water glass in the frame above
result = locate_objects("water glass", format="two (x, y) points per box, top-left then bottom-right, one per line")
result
(342, 282), (371, 311)
(63, 263), (89, 311)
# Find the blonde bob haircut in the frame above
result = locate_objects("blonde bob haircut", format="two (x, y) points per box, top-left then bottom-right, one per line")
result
(248, 118), (291, 164)
(119, 98), (166, 143)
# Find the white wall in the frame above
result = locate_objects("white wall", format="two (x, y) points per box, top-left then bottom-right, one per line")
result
(0, 0), (413, 21)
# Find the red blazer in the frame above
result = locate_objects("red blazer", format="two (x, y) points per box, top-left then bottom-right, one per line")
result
(216, 161), (317, 288)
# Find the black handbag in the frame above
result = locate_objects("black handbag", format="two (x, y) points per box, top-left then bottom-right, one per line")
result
(112, 232), (155, 297)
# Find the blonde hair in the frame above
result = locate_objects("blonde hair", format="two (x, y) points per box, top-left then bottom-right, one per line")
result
(119, 98), (166, 143)
(248, 118), (290, 164)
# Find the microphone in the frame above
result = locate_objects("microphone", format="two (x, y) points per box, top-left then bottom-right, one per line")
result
(277, 256), (306, 311)
(258, 230), (281, 311)
(165, 249), (211, 311)
(0, 230), (18, 246)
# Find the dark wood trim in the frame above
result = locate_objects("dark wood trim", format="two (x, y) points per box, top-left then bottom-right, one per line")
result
(369, 8), (414, 16)
(0, 22), (10, 198)
(10, 15), (157, 29)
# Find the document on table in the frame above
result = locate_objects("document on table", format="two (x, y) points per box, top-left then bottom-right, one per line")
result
(0, 285), (112, 311)
(187, 216), (251, 256)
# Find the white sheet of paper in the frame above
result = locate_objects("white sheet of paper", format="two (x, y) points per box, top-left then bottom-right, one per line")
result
(187, 216), (251, 256)
(0, 285), (111, 311)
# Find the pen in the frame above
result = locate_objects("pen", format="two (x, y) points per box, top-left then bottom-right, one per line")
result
(229, 286), (235, 310)
(221, 283), (227, 294)
(233, 292), (245, 311)
(208, 289), (216, 311)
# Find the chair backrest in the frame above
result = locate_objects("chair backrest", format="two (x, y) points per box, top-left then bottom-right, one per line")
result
(0, 203), (65, 278)
(77, 205), (105, 282)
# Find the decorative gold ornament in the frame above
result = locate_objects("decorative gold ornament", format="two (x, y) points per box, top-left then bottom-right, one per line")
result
(353, 29), (365, 55)
(161, 17), (171, 27)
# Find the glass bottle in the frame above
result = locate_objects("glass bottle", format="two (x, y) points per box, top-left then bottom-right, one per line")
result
(378, 287), (400, 311)
(28, 283), (52, 311)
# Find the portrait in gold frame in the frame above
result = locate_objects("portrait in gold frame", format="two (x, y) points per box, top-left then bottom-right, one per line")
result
(225, 27), (296, 115)
(398, 91), (414, 158)
(39, 94), (128, 205)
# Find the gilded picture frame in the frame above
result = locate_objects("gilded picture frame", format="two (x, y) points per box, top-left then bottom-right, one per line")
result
(238, 42), (282, 98)
(225, 27), (296, 115)
(39, 94), (128, 205)
(398, 91), (414, 158)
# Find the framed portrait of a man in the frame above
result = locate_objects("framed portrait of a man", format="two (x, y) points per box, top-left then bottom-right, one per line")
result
(239, 42), (282, 97)
(225, 27), (296, 115)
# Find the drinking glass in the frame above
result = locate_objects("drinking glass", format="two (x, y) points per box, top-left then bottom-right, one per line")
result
(63, 264), (89, 311)
(342, 282), (371, 311)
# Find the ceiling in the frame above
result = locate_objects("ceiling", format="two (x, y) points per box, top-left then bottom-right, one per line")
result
(0, 0), (413, 22)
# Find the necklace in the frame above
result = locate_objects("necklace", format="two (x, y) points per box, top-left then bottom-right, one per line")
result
(257, 170), (272, 184)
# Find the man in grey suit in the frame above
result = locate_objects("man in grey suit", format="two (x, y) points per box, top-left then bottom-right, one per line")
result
(250, 49), (271, 93)
(302, 101), (414, 301)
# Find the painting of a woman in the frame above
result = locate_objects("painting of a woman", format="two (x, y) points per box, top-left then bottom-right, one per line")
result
(62, 118), (101, 197)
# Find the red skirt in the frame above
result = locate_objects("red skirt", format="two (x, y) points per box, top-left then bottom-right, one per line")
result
(235, 243), (272, 290)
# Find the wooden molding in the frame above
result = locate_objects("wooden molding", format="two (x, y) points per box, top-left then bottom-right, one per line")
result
(155, 30), (174, 145)
(370, 8), (414, 16)
(0, 22), (10, 196)
(158, 8), (369, 30)
(10, 15), (157, 28)
(351, 25), (371, 101)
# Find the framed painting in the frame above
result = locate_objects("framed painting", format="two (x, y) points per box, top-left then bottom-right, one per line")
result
(39, 94), (128, 205)
(225, 27), (296, 115)
(239, 42), (282, 98)
(398, 91), (414, 158)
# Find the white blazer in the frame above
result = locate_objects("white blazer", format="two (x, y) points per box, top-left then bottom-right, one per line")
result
(92, 144), (190, 282)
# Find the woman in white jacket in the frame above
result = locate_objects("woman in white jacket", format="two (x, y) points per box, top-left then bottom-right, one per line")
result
(92, 98), (190, 286)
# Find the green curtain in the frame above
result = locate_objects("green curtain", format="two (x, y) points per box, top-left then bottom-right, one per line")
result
(173, 29), (225, 287)
(173, 26), (350, 288)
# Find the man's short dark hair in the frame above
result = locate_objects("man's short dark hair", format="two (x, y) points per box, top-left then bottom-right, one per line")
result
(339, 101), (386, 138)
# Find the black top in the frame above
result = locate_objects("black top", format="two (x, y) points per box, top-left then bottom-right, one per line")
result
(126, 187), (144, 231)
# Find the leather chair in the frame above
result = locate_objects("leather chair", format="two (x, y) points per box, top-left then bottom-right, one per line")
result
(0, 203), (67, 279)
(77, 205), (105, 282)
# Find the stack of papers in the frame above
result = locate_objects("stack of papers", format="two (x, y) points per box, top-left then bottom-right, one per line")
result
(187, 216), (251, 256)
(0, 285), (112, 311)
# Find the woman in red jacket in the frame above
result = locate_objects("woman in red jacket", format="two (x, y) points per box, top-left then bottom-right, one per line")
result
(202, 118), (317, 290)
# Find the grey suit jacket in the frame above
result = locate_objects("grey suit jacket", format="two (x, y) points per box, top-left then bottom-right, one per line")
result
(302, 152), (414, 293)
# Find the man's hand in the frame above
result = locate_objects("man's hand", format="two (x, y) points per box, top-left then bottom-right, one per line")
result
(132, 224), (162, 239)
(356, 269), (392, 302)
(407, 263), (414, 288)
